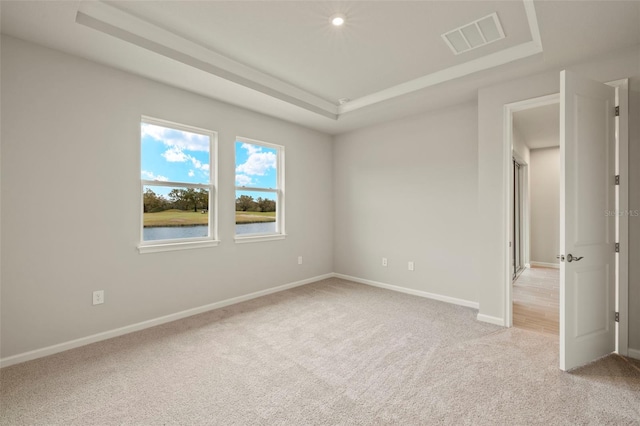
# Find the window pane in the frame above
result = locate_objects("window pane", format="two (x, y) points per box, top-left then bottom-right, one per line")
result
(235, 141), (277, 189)
(142, 122), (211, 184)
(143, 185), (210, 241)
(235, 190), (276, 235)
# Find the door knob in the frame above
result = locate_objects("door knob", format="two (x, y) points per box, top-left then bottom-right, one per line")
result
(566, 254), (583, 262)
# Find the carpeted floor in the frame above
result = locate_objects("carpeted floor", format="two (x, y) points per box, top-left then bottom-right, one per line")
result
(1, 278), (639, 425)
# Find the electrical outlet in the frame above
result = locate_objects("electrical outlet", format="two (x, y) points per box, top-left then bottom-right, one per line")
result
(382, 257), (388, 267)
(93, 290), (104, 305)
(298, 256), (303, 265)
(408, 261), (415, 271)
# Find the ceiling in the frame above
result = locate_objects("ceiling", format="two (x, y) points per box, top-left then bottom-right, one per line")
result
(1, 1), (639, 135)
(513, 103), (560, 150)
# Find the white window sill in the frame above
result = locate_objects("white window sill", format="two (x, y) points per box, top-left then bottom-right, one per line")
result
(138, 239), (220, 254)
(234, 234), (286, 244)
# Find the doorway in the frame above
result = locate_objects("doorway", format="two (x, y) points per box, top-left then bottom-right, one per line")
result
(503, 77), (630, 368)
(510, 100), (560, 334)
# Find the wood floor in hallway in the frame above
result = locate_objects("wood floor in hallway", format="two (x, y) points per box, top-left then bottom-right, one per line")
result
(513, 266), (559, 335)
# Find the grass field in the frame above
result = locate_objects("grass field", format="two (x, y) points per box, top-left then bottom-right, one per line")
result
(143, 209), (275, 227)
(235, 211), (276, 224)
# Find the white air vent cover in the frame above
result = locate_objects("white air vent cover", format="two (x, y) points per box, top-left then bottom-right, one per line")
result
(442, 12), (505, 55)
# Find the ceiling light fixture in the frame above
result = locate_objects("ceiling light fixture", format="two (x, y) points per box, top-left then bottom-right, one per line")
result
(331, 14), (345, 26)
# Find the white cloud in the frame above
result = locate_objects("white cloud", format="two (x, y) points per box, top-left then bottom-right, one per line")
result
(242, 143), (261, 155)
(142, 123), (209, 152)
(162, 147), (188, 163)
(143, 123), (210, 178)
(141, 170), (169, 181)
(190, 157), (202, 169)
(236, 145), (276, 176)
(235, 174), (253, 186)
(161, 147), (209, 173)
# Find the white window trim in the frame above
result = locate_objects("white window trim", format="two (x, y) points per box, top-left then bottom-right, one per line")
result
(234, 136), (285, 243)
(234, 234), (287, 244)
(138, 116), (219, 253)
(138, 239), (220, 254)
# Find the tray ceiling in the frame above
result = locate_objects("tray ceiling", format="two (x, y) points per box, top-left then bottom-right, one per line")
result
(105, 1), (534, 103)
(76, 0), (540, 118)
(1, 1), (639, 134)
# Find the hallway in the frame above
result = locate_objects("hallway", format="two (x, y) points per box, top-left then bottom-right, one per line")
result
(513, 266), (559, 335)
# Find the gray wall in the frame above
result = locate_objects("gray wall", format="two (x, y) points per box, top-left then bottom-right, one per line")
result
(333, 103), (479, 304)
(529, 148), (560, 265)
(2, 35), (639, 361)
(0, 36), (334, 358)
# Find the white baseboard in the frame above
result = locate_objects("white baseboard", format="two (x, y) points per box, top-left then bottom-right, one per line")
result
(529, 261), (560, 269)
(628, 348), (640, 361)
(476, 313), (506, 326)
(0, 273), (334, 368)
(333, 273), (479, 309)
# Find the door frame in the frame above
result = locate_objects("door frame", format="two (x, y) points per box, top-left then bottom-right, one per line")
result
(502, 79), (629, 356)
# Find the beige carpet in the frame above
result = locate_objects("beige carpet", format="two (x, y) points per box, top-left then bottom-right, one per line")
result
(1, 278), (639, 425)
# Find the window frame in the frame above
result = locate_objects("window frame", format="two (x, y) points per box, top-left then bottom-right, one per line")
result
(138, 116), (219, 254)
(234, 136), (285, 243)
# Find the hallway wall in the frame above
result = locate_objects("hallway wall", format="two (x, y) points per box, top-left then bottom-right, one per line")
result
(529, 148), (560, 266)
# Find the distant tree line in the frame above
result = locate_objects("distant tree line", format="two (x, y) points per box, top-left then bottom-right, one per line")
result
(143, 189), (276, 213)
(235, 195), (276, 212)
(144, 188), (208, 213)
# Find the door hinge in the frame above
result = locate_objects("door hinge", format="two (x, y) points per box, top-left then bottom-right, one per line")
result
(615, 312), (619, 322)
(615, 106), (620, 116)
(615, 243), (620, 253)
(615, 175), (620, 185)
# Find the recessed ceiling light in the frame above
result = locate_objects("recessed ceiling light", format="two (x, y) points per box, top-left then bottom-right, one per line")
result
(331, 14), (345, 26)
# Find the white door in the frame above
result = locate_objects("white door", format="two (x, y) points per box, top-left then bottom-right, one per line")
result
(560, 70), (616, 371)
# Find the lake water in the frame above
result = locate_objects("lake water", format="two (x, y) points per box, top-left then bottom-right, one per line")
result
(143, 226), (208, 241)
(143, 222), (276, 241)
(235, 222), (276, 235)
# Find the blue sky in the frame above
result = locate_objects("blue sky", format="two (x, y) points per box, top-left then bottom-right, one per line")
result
(141, 122), (211, 186)
(235, 141), (277, 188)
(141, 123), (277, 201)
(235, 141), (277, 201)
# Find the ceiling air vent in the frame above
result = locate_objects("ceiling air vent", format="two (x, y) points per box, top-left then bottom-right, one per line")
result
(441, 12), (505, 55)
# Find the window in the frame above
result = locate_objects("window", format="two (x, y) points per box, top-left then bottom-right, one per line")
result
(235, 137), (285, 242)
(139, 117), (218, 253)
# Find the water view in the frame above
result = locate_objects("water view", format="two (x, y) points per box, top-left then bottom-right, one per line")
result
(235, 221), (276, 235)
(143, 225), (208, 241)
(143, 222), (277, 241)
